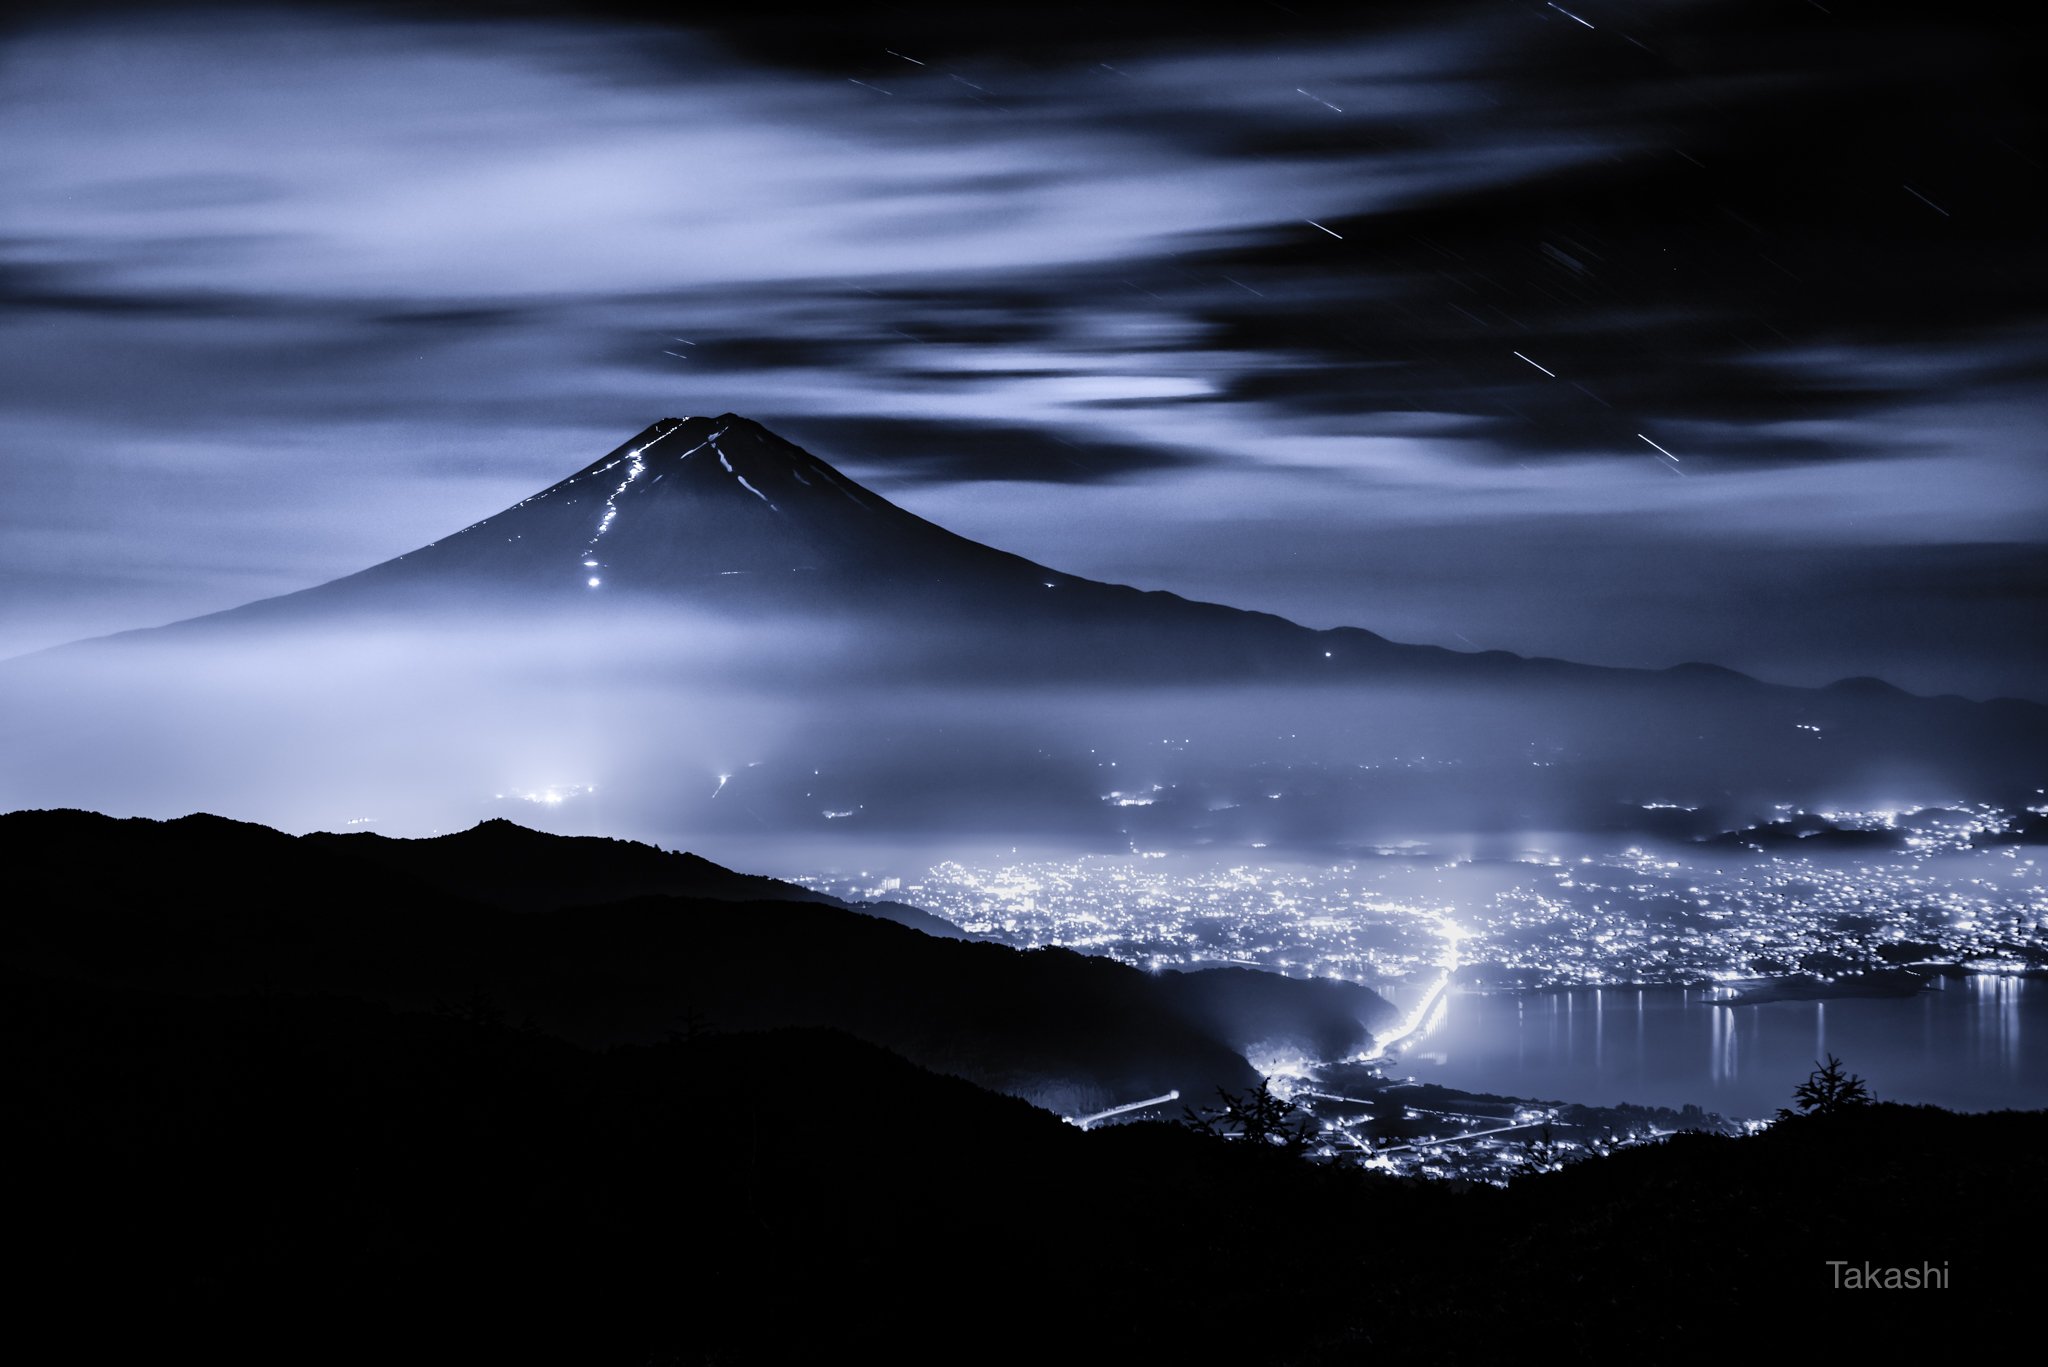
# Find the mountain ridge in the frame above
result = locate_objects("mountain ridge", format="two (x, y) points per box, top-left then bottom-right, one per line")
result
(301, 813), (965, 937)
(0, 806), (1398, 1112)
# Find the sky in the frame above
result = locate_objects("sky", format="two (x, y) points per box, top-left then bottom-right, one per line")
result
(2, 0), (2042, 698)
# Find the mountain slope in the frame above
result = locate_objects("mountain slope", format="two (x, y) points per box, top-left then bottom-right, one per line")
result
(147, 414), (1309, 639)
(0, 808), (1395, 1111)
(11, 969), (2038, 1364)
(302, 816), (963, 936)
(324, 415), (1004, 599)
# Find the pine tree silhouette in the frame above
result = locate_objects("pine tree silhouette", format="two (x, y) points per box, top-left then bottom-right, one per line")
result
(1777, 1053), (1873, 1121)
(1521, 1124), (1562, 1174)
(1181, 1077), (1317, 1153)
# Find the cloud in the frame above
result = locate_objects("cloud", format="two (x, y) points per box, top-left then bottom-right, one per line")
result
(0, 14), (1582, 302)
(770, 415), (1214, 485)
(0, 2), (2041, 697)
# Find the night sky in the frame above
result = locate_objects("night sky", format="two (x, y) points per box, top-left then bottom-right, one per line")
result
(3, 1), (2041, 698)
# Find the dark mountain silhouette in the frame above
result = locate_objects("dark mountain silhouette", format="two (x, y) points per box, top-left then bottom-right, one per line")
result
(0, 808), (1393, 1113)
(8, 964), (2036, 1363)
(1151, 963), (1392, 1067)
(302, 816), (961, 936)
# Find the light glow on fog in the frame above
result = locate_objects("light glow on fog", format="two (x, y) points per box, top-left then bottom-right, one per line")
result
(1363, 913), (1465, 1062)
(494, 783), (596, 807)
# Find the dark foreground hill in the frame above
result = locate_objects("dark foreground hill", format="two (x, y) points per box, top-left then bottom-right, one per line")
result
(7, 806), (2038, 1360)
(0, 808), (1394, 1112)
(7, 970), (2041, 1363)
(301, 815), (964, 936)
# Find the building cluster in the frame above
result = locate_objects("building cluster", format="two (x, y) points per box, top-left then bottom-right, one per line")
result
(798, 804), (2047, 995)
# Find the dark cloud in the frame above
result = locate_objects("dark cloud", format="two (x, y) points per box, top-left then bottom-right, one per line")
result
(0, 261), (272, 316)
(369, 304), (540, 329)
(457, 0), (1483, 72)
(771, 415), (1214, 486)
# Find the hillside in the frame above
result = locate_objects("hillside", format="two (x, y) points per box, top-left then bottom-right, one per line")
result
(0, 808), (1394, 1111)
(6, 969), (2037, 1363)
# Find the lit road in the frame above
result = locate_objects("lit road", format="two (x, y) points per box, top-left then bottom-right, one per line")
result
(1363, 912), (1467, 1061)
(1068, 1090), (1180, 1130)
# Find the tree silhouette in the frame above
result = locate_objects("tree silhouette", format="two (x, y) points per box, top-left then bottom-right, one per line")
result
(1778, 1053), (1873, 1121)
(1521, 1125), (1562, 1174)
(1182, 1077), (1318, 1153)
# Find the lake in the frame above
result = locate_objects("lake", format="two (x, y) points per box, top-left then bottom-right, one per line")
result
(1403, 975), (2046, 1117)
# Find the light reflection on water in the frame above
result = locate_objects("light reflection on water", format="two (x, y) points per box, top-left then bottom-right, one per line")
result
(1410, 975), (2042, 1117)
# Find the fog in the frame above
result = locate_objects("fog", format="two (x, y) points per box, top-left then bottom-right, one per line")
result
(5, 605), (2034, 864)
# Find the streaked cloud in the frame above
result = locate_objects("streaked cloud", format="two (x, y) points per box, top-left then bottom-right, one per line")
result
(0, 3), (2040, 697)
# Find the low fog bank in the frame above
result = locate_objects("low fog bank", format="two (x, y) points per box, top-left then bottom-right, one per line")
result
(2, 606), (2040, 853)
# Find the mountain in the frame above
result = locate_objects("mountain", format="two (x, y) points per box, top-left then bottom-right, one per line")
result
(301, 816), (964, 937)
(8, 415), (2044, 839)
(259, 415), (1025, 604)
(90, 417), (1153, 610)
(0, 808), (1395, 1113)
(78, 412), (2044, 700)
(107, 413), (1379, 684)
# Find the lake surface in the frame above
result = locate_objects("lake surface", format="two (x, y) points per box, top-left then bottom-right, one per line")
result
(1404, 975), (2046, 1117)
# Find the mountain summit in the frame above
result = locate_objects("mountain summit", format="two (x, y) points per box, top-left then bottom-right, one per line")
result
(344, 414), (1002, 597)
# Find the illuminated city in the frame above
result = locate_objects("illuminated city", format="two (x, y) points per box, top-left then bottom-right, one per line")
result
(796, 803), (2047, 1177)
(798, 805), (2047, 994)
